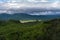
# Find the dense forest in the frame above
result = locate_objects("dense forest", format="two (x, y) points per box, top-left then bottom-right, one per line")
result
(0, 19), (60, 40)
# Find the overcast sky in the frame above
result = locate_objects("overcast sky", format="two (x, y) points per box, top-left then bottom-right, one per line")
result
(0, 0), (60, 15)
(0, 0), (60, 8)
(0, 0), (59, 3)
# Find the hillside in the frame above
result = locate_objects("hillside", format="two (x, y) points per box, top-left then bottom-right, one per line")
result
(0, 19), (60, 40)
(0, 13), (60, 20)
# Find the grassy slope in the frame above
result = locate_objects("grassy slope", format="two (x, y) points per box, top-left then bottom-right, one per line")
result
(0, 19), (60, 40)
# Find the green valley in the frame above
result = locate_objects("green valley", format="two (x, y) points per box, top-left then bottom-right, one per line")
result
(0, 19), (59, 40)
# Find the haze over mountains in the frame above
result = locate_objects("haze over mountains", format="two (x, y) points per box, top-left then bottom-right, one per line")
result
(0, 7), (60, 15)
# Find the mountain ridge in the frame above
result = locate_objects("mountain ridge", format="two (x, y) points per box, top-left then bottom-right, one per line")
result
(0, 13), (60, 20)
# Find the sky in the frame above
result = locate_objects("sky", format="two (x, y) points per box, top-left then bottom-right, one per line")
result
(0, 0), (60, 15)
(0, 0), (59, 3)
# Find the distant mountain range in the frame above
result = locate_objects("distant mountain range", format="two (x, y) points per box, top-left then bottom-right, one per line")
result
(0, 13), (60, 20)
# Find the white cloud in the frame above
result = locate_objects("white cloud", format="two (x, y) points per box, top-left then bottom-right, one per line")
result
(7, 3), (24, 8)
(40, 0), (48, 2)
(0, 2), (60, 15)
(0, 2), (60, 10)
(51, 1), (60, 8)
(28, 0), (48, 2)
(7, 0), (17, 3)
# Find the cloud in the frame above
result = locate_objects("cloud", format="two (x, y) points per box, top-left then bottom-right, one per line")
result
(0, 2), (60, 10)
(7, 0), (17, 3)
(28, 0), (48, 2)
(0, 2), (52, 9)
(0, 0), (49, 3)
(40, 0), (48, 2)
(0, 1), (60, 15)
(51, 1), (60, 8)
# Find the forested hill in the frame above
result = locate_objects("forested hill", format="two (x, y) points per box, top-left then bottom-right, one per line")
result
(0, 13), (60, 20)
(0, 19), (60, 40)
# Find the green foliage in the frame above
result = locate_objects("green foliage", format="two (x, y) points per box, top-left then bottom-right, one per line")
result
(0, 19), (60, 40)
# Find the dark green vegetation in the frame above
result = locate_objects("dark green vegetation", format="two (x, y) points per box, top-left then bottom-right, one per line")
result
(0, 19), (60, 40)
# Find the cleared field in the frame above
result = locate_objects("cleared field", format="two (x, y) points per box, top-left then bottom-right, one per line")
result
(20, 20), (42, 23)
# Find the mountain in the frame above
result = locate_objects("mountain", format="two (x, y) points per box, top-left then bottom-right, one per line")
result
(0, 13), (60, 20)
